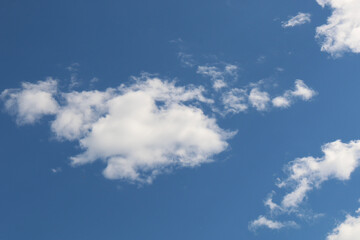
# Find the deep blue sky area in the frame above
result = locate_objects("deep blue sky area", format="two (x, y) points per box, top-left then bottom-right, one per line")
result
(1, 0), (360, 239)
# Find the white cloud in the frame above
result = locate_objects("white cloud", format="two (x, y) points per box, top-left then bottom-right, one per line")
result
(0, 78), (59, 124)
(282, 12), (311, 28)
(196, 64), (238, 90)
(327, 211), (360, 240)
(316, 0), (360, 56)
(272, 80), (317, 108)
(1, 74), (316, 184)
(221, 88), (248, 114)
(249, 88), (270, 111)
(219, 79), (316, 114)
(1, 76), (233, 183)
(249, 216), (297, 230)
(292, 79), (317, 100)
(252, 139), (360, 229)
(280, 139), (360, 210)
(272, 96), (291, 108)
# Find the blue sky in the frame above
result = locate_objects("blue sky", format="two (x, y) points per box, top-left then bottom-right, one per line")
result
(1, 0), (360, 239)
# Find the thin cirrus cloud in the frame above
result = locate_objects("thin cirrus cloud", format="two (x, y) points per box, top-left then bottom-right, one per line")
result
(1, 75), (234, 183)
(282, 12), (311, 28)
(316, 0), (360, 56)
(250, 139), (360, 230)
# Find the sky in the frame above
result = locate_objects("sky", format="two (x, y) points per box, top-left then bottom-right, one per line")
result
(1, 0), (360, 239)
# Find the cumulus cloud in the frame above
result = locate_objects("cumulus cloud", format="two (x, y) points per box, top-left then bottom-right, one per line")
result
(252, 139), (360, 229)
(249, 216), (297, 230)
(248, 88), (270, 111)
(327, 210), (360, 240)
(316, 0), (360, 56)
(220, 79), (315, 114)
(1, 76), (233, 183)
(1, 72), (316, 184)
(272, 80), (317, 108)
(0, 78), (59, 124)
(282, 12), (311, 28)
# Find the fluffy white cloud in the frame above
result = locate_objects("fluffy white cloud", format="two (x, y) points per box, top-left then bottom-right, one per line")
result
(282, 12), (311, 28)
(249, 216), (297, 230)
(252, 139), (360, 229)
(272, 96), (291, 108)
(327, 210), (360, 240)
(292, 79), (317, 100)
(316, 0), (360, 56)
(0, 78), (59, 124)
(1, 74), (317, 184)
(249, 88), (270, 111)
(272, 80), (317, 108)
(1, 76), (233, 183)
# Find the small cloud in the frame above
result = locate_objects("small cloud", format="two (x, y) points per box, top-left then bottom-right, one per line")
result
(282, 12), (311, 28)
(196, 64), (238, 90)
(51, 167), (62, 173)
(178, 52), (195, 67)
(248, 88), (270, 111)
(169, 38), (183, 44)
(257, 55), (266, 63)
(90, 77), (99, 83)
(272, 79), (317, 108)
(249, 216), (298, 231)
(66, 62), (80, 72)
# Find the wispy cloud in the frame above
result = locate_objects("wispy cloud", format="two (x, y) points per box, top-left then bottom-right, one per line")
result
(249, 216), (298, 231)
(178, 52), (196, 67)
(282, 12), (311, 28)
(197, 64), (238, 90)
(51, 167), (62, 174)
